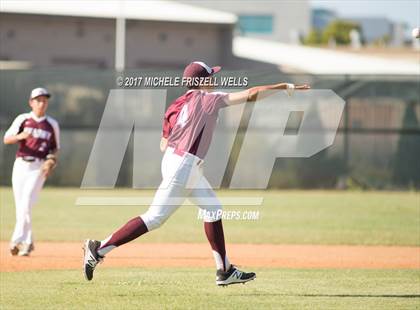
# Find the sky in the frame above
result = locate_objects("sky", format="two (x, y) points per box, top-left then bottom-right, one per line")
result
(311, 0), (419, 29)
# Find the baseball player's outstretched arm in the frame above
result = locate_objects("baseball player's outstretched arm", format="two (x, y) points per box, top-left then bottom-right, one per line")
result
(226, 83), (310, 106)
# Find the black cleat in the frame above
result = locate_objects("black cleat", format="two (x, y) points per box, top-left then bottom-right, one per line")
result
(10, 243), (20, 256)
(216, 265), (256, 286)
(83, 239), (103, 281)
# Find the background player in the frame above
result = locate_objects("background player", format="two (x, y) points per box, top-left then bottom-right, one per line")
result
(3, 88), (60, 256)
(83, 62), (309, 285)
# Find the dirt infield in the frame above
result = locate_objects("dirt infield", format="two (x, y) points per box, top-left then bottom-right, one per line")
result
(1, 242), (419, 272)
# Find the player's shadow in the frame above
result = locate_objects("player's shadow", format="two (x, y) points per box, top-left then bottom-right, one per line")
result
(297, 294), (420, 298)
(231, 294), (420, 299)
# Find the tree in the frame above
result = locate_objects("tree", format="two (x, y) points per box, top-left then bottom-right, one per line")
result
(321, 20), (361, 45)
(304, 29), (322, 45)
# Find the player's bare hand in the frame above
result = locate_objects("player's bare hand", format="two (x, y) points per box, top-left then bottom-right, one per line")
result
(16, 132), (31, 141)
(295, 84), (311, 90)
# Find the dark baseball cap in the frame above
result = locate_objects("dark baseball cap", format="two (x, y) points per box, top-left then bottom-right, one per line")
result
(183, 61), (221, 79)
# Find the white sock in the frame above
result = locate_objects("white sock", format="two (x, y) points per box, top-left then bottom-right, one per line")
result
(212, 250), (231, 271)
(97, 235), (116, 257)
(97, 245), (116, 257)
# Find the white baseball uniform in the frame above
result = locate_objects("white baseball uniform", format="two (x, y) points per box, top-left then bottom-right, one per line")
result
(141, 90), (228, 231)
(4, 112), (60, 246)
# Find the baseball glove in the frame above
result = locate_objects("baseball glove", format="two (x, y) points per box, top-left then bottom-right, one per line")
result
(42, 154), (57, 177)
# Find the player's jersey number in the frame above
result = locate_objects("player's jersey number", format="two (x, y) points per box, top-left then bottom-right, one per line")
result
(177, 105), (189, 128)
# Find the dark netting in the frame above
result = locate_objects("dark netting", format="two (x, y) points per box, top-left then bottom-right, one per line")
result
(1, 70), (419, 188)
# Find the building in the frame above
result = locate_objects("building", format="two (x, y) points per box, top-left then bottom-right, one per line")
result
(177, 0), (310, 43)
(311, 8), (336, 31)
(310, 10), (407, 47)
(343, 17), (394, 44)
(0, 0), (237, 69)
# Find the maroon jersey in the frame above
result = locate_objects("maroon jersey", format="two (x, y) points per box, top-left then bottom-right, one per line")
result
(162, 90), (228, 159)
(162, 91), (194, 139)
(4, 112), (60, 159)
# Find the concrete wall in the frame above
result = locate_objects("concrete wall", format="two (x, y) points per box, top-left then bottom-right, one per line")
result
(0, 13), (234, 69)
(125, 20), (232, 69)
(0, 13), (115, 68)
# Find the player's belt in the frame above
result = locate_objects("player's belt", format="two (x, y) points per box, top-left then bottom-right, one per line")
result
(20, 156), (41, 162)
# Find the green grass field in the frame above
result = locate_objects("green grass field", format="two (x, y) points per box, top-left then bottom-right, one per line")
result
(1, 187), (419, 309)
(1, 268), (419, 309)
(1, 187), (419, 245)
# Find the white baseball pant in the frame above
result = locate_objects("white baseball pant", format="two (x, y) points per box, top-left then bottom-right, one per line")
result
(141, 147), (222, 231)
(11, 157), (46, 245)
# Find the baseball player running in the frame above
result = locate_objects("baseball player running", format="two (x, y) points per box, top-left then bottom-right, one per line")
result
(3, 88), (60, 256)
(83, 62), (309, 285)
